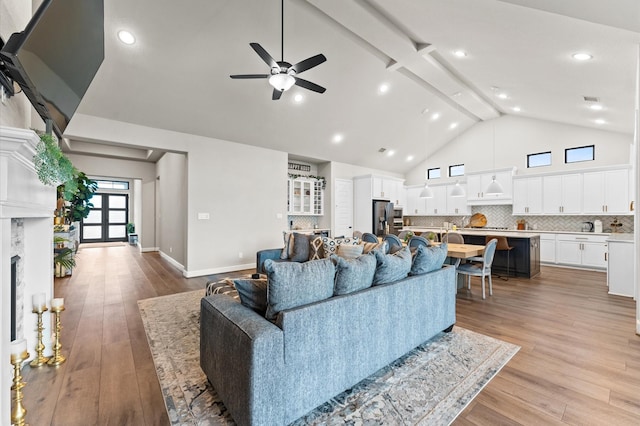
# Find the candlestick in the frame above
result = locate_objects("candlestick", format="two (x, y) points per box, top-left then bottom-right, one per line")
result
(50, 298), (64, 309)
(32, 293), (46, 312)
(10, 341), (29, 426)
(47, 305), (66, 366)
(30, 306), (50, 367)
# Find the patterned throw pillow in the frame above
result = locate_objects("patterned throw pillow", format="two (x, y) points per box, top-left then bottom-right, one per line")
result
(372, 246), (412, 285)
(233, 278), (268, 315)
(410, 243), (448, 275)
(263, 258), (335, 321)
(205, 278), (239, 299)
(331, 253), (376, 295)
(290, 232), (311, 262)
(321, 236), (361, 258)
(360, 240), (387, 254)
(336, 243), (364, 259)
(309, 235), (325, 260)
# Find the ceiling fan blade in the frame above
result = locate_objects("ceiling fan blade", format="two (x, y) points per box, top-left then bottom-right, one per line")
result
(290, 54), (327, 74)
(272, 89), (283, 100)
(250, 43), (278, 69)
(294, 77), (326, 94)
(230, 74), (269, 79)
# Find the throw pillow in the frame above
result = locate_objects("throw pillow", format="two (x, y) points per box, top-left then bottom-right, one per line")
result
(372, 246), (412, 285)
(336, 243), (364, 259)
(309, 235), (325, 260)
(263, 258), (335, 321)
(331, 254), (376, 295)
(360, 240), (387, 254)
(280, 231), (293, 259)
(321, 236), (360, 258)
(205, 278), (237, 298)
(290, 232), (311, 262)
(410, 243), (448, 275)
(234, 278), (268, 315)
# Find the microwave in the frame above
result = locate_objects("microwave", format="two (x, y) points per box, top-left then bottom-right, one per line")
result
(392, 207), (403, 219)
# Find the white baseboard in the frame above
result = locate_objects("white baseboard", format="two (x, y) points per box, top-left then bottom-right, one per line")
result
(183, 262), (255, 278)
(141, 246), (159, 252)
(159, 250), (185, 272)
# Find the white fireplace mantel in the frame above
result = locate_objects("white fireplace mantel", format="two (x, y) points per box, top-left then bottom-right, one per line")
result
(1, 126), (56, 424)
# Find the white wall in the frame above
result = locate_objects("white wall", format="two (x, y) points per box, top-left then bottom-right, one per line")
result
(156, 152), (187, 267)
(405, 115), (634, 185)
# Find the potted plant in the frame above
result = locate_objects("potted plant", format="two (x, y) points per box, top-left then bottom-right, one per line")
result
(54, 243), (76, 277)
(33, 132), (76, 186)
(59, 171), (98, 223)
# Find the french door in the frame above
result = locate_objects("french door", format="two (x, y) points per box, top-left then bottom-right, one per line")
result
(80, 193), (129, 243)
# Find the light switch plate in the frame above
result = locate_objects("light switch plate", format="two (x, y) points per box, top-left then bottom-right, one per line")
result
(197, 212), (210, 220)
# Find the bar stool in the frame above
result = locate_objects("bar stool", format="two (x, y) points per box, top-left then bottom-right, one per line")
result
(486, 235), (513, 280)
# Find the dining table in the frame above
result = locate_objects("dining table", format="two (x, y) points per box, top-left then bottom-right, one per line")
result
(434, 242), (485, 259)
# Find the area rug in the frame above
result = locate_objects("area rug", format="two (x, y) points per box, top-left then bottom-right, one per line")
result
(139, 290), (519, 426)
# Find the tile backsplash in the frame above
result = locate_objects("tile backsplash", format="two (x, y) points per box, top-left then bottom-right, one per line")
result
(406, 205), (634, 233)
(288, 216), (320, 230)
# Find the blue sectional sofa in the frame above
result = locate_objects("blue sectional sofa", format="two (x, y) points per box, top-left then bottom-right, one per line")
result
(200, 259), (456, 425)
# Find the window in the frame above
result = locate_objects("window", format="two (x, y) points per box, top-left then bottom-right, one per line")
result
(427, 168), (441, 179)
(565, 145), (594, 163)
(449, 164), (464, 177)
(527, 151), (551, 168)
(96, 180), (130, 190)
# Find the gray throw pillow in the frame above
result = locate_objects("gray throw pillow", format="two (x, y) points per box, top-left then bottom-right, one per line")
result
(290, 232), (311, 262)
(372, 246), (412, 285)
(263, 258), (335, 321)
(233, 278), (268, 315)
(331, 254), (376, 295)
(410, 243), (448, 275)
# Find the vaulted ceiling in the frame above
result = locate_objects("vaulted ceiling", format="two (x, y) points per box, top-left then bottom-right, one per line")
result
(67, 0), (640, 173)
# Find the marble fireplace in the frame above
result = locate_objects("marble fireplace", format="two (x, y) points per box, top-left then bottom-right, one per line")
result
(1, 126), (55, 422)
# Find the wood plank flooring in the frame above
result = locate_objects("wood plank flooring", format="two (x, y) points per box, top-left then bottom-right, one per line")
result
(20, 245), (640, 425)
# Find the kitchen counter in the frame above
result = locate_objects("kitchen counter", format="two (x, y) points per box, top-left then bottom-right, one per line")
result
(403, 226), (618, 237)
(606, 233), (634, 243)
(402, 227), (540, 239)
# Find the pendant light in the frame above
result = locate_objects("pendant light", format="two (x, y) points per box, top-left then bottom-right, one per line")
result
(420, 121), (434, 198)
(449, 101), (466, 197)
(485, 122), (504, 195)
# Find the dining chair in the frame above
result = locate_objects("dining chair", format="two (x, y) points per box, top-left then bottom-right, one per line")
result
(456, 238), (498, 299)
(408, 235), (429, 248)
(442, 232), (464, 244)
(353, 231), (363, 239)
(361, 232), (378, 243)
(383, 234), (403, 253)
(486, 235), (513, 280)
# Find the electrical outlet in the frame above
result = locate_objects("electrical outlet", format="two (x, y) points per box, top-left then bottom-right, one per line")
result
(238, 252), (243, 259)
(169, 247), (173, 253)
(197, 212), (210, 220)
(276, 213), (283, 219)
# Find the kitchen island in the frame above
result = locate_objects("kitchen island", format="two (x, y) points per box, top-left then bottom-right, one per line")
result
(404, 227), (541, 278)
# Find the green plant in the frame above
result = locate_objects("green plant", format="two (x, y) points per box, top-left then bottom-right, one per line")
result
(126, 223), (135, 234)
(426, 232), (437, 241)
(33, 133), (76, 186)
(54, 248), (76, 271)
(403, 231), (414, 243)
(59, 171), (98, 222)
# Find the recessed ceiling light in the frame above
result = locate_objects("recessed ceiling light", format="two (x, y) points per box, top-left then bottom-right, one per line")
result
(332, 134), (343, 143)
(421, 108), (430, 115)
(117, 30), (136, 45)
(449, 122), (459, 130)
(453, 50), (467, 58)
(497, 92), (508, 99)
(386, 150), (395, 157)
(431, 112), (440, 121)
(293, 94), (304, 103)
(379, 83), (389, 93)
(589, 103), (603, 111)
(513, 106), (521, 112)
(406, 155), (414, 162)
(595, 118), (606, 125)
(572, 52), (592, 61)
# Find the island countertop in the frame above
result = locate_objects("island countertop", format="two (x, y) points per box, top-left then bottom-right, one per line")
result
(402, 227), (540, 239)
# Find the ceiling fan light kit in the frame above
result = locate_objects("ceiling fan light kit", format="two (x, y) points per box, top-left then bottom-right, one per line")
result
(230, 0), (326, 100)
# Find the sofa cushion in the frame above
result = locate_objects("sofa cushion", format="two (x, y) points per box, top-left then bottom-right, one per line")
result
(336, 243), (364, 259)
(290, 232), (311, 262)
(410, 243), (448, 275)
(372, 246), (412, 285)
(360, 240), (387, 254)
(321, 236), (360, 258)
(233, 278), (268, 315)
(331, 254), (376, 295)
(309, 235), (325, 260)
(263, 258), (335, 321)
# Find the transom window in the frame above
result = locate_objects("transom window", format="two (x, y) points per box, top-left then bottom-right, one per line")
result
(527, 151), (551, 168)
(96, 180), (129, 190)
(427, 168), (441, 179)
(449, 164), (464, 177)
(565, 145), (594, 163)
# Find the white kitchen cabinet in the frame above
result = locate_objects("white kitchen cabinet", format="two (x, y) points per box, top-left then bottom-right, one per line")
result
(425, 185), (447, 215)
(466, 169), (514, 205)
(370, 175), (405, 205)
(446, 183), (472, 215)
(512, 176), (543, 215)
(405, 186), (426, 215)
(607, 239), (635, 297)
(288, 178), (324, 215)
(542, 173), (582, 214)
(556, 234), (607, 269)
(582, 168), (631, 215)
(540, 233), (556, 263)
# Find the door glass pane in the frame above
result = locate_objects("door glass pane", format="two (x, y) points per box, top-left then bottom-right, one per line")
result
(108, 211), (126, 223)
(83, 226), (102, 239)
(109, 195), (126, 209)
(109, 225), (126, 238)
(91, 195), (102, 208)
(84, 210), (102, 224)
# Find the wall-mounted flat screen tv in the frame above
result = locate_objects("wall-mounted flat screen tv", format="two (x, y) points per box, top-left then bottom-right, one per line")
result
(0, 0), (104, 138)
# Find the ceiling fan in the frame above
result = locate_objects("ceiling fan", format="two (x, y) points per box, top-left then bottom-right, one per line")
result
(230, 0), (327, 100)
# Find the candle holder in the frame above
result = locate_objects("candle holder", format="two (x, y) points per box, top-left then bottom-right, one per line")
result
(11, 349), (29, 426)
(47, 306), (66, 366)
(30, 307), (50, 367)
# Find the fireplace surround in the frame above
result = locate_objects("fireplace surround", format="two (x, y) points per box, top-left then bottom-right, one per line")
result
(1, 126), (56, 423)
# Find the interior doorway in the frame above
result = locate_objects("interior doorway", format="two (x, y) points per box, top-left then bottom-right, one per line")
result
(80, 193), (129, 243)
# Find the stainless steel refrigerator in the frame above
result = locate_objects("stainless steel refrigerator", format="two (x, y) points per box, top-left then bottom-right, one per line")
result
(372, 200), (394, 236)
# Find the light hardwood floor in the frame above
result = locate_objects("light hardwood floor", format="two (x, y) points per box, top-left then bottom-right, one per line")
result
(20, 244), (640, 425)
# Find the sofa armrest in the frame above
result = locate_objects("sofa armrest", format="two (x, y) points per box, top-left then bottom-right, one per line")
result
(200, 295), (285, 426)
(256, 248), (283, 273)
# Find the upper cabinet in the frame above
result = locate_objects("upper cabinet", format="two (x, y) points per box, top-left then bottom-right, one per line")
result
(369, 175), (405, 206)
(404, 183), (469, 216)
(466, 168), (514, 205)
(582, 168), (631, 215)
(542, 173), (582, 214)
(288, 177), (324, 215)
(512, 176), (543, 215)
(405, 186), (427, 215)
